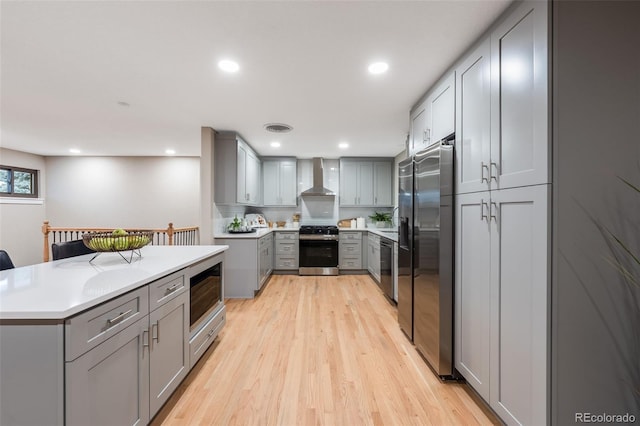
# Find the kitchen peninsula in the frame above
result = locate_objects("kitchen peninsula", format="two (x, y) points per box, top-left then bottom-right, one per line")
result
(0, 245), (228, 426)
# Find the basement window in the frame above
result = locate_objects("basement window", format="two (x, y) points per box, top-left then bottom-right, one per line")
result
(0, 165), (39, 198)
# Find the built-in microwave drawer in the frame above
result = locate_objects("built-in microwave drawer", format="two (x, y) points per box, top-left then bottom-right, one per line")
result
(189, 304), (226, 369)
(65, 286), (149, 361)
(148, 271), (186, 311)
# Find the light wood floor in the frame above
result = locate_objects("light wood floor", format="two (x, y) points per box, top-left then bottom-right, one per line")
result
(152, 274), (498, 425)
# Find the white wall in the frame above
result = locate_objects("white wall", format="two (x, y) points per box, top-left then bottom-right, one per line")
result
(45, 156), (200, 229)
(0, 148), (47, 266)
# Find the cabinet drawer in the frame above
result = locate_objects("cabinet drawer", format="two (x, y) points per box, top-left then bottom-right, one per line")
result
(275, 241), (298, 255)
(190, 305), (226, 369)
(340, 242), (361, 255)
(65, 286), (149, 361)
(148, 271), (186, 311)
(340, 231), (362, 241)
(275, 256), (298, 269)
(340, 257), (362, 270)
(275, 231), (298, 241)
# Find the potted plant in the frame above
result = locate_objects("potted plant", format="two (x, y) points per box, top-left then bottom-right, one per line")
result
(369, 211), (391, 228)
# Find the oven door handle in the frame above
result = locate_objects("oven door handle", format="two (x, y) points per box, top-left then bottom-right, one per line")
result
(299, 235), (339, 241)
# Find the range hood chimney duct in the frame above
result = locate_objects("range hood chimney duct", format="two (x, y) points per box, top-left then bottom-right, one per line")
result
(300, 158), (336, 197)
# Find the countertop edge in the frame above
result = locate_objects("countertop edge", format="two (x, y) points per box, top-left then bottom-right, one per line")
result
(0, 246), (228, 321)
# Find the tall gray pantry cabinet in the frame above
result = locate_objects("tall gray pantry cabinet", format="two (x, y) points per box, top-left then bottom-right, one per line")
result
(448, 1), (550, 425)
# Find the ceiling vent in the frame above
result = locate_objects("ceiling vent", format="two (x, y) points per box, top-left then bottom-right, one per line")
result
(264, 123), (293, 133)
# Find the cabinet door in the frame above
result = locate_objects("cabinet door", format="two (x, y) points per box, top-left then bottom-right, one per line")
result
(455, 191), (491, 401)
(455, 38), (492, 194)
(246, 150), (261, 204)
(357, 162), (374, 206)
(279, 160), (297, 206)
(491, 0), (549, 190)
(430, 72), (455, 142)
(373, 161), (393, 206)
(489, 185), (548, 426)
(410, 102), (431, 155)
(340, 161), (359, 206)
(66, 318), (149, 426)
(149, 292), (189, 417)
(262, 161), (279, 205)
(236, 143), (248, 204)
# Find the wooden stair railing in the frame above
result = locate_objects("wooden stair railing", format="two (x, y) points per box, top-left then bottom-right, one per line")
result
(42, 221), (200, 262)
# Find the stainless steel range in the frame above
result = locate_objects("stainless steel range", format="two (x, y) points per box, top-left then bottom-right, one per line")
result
(298, 225), (339, 276)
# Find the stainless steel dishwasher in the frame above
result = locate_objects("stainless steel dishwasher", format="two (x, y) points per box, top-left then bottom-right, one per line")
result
(379, 237), (394, 303)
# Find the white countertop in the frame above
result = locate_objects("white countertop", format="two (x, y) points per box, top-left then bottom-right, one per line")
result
(0, 245), (228, 320)
(215, 227), (299, 239)
(214, 226), (398, 242)
(339, 227), (399, 242)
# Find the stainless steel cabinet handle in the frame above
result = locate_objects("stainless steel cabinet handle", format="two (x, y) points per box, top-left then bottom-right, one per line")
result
(481, 162), (489, 183)
(490, 202), (498, 222)
(152, 322), (159, 344)
(481, 200), (488, 221)
(142, 329), (149, 356)
(490, 162), (499, 182)
(165, 283), (181, 296)
(107, 309), (133, 326)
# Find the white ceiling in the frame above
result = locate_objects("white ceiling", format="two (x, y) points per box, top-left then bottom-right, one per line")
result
(0, 0), (511, 159)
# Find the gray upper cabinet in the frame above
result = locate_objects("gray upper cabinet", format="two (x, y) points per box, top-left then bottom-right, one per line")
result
(263, 158), (297, 206)
(491, 0), (549, 190)
(409, 72), (455, 156)
(409, 101), (430, 155)
(430, 72), (455, 143)
(455, 0), (547, 195)
(455, 37), (492, 194)
(215, 131), (262, 206)
(340, 159), (393, 207)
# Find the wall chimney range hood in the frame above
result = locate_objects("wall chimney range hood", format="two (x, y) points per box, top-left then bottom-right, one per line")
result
(300, 158), (335, 197)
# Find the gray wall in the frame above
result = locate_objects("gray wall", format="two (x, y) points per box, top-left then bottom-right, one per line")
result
(45, 156), (200, 229)
(553, 1), (640, 423)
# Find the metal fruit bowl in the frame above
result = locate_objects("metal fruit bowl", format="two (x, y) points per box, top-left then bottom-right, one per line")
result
(83, 231), (153, 252)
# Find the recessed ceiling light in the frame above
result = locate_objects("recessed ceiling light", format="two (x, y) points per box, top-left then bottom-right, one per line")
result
(165, 149), (176, 155)
(270, 141), (281, 148)
(69, 148), (81, 154)
(339, 142), (349, 149)
(218, 59), (239, 73)
(368, 62), (389, 75)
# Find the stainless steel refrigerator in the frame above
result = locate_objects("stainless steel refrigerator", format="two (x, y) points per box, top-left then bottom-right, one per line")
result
(398, 138), (455, 378)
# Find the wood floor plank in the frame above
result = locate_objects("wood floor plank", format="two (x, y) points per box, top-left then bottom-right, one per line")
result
(152, 274), (499, 426)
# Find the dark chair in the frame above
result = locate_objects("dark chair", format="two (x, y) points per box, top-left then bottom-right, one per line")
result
(52, 239), (96, 261)
(0, 250), (15, 270)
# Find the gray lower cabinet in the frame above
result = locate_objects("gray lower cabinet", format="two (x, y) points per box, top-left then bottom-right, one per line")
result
(65, 271), (189, 425)
(455, 185), (549, 425)
(66, 317), (150, 426)
(274, 231), (298, 271)
(339, 231), (364, 271)
(367, 233), (381, 282)
(148, 291), (189, 416)
(218, 233), (274, 298)
(258, 233), (273, 288)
